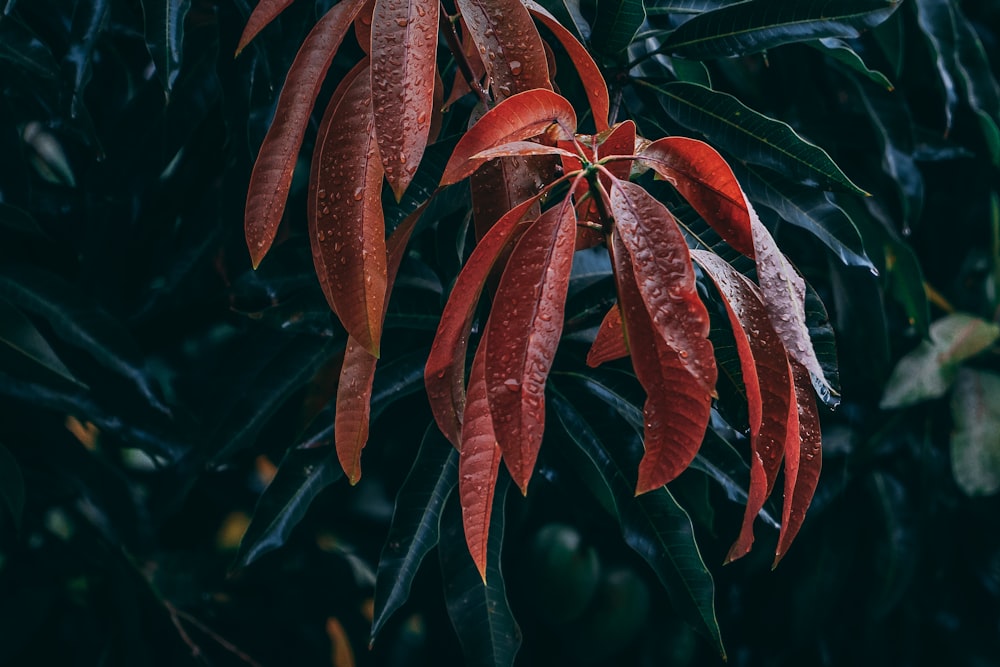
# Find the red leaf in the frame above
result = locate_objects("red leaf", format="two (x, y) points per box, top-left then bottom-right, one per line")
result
(586, 305), (629, 367)
(774, 361), (821, 566)
(424, 196), (541, 447)
(611, 231), (712, 493)
(610, 178), (716, 393)
(692, 250), (797, 563)
(353, 0), (375, 53)
(525, 0), (610, 132)
(470, 141), (580, 162)
(440, 89), (577, 186)
(484, 198), (576, 494)
(459, 342), (504, 582)
(428, 69), (445, 145)
(638, 137), (756, 258)
(335, 208), (422, 483)
(371, 0), (439, 200)
(309, 58), (386, 357)
(596, 121), (637, 183)
(454, 0), (551, 99)
(236, 0), (295, 55)
(245, 0), (367, 268)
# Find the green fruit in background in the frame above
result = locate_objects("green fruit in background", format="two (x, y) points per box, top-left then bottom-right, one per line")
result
(563, 566), (651, 664)
(524, 523), (601, 625)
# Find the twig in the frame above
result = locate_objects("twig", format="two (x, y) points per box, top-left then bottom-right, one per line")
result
(165, 601), (265, 667)
(439, 5), (491, 106)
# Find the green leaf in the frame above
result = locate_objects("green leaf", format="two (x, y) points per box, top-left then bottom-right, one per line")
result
(371, 426), (459, 640)
(880, 313), (1000, 409)
(662, 0), (901, 59)
(950, 369), (1000, 496)
(439, 474), (520, 667)
(591, 0), (646, 56)
(0, 296), (85, 389)
(811, 37), (893, 90)
(655, 81), (869, 195)
(0, 443), (25, 532)
(140, 0), (192, 93)
(234, 445), (344, 568)
(646, 0), (740, 16)
(804, 278), (842, 403)
(549, 388), (725, 657)
(0, 14), (60, 80)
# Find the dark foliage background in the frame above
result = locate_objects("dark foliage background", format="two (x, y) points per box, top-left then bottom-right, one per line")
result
(0, 0), (999, 665)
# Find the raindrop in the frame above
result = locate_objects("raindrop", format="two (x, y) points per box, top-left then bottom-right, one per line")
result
(417, 111), (427, 125)
(416, 4), (425, 15)
(318, 188), (327, 200)
(396, 17), (408, 26)
(353, 188), (364, 200)
(509, 61), (522, 75)
(504, 378), (521, 392)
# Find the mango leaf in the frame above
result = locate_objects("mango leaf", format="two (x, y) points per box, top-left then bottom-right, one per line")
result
(440, 90), (577, 185)
(234, 444), (344, 568)
(656, 81), (869, 195)
(455, 0), (551, 99)
(245, 0), (367, 267)
(912, 0), (959, 133)
(354, 0), (375, 53)
(947, 1), (1000, 166)
(812, 37), (893, 90)
(950, 369), (1000, 497)
(309, 58), (387, 357)
(662, 0), (901, 60)
(485, 199), (576, 494)
(548, 388), (725, 657)
(470, 141), (580, 161)
(439, 475), (520, 667)
(371, 425), (459, 640)
(610, 229), (712, 493)
(0, 14), (60, 80)
(591, 0), (646, 56)
(646, 0), (740, 15)
(880, 313), (1000, 409)
(371, 0), (439, 199)
(63, 0), (110, 119)
(586, 305), (629, 367)
(0, 443), (24, 532)
(0, 296), (84, 389)
(140, 0), (192, 92)
(236, 0), (294, 54)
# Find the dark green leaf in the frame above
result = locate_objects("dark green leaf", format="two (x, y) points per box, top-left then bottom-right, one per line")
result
(0, 296), (84, 388)
(671, 56), (712, 86)
(140, 0), (193, 93)
(646, 0), (740, 16)
(0, 443), (25, 532)
(804, 278), (842, 404)
(0, 203), (50, 240)
(439, 474), (520, 667)
(655, 81), (869, 194)
(663, 0), (901, 59)
(0, 14), (60, 80)
(812, 37), (893, 90)
(591, 0), (646, 55)
(535, 0), (591, 41)
(372, 425), (459, 640)
(64, 0), (110, 119)
(234, 445), (344, 568)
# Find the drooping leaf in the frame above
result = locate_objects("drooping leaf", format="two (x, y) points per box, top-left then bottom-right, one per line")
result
(0, 443), (24, 532)
(586, 305), (629, 367)
(371, 0), (439, 199)
(425, 195), (541, 447)
(245, 0), (367, 267)
(485, 198), (576, 494)
(309, 58), (387, 357)
(691, 250), (795, 562)
(140, 0), (192, 92)
(525, 0), (610, 131)
(371, 425), (459, 640)
(440, 90), (577, 185)
(0, 296), (84, 389)
(236, 0), (295, 54)
(656, 81), (869, 195)
(63, 0), (111, 119)
(234, 445), (344, 568)
(454, 0), (551, 99)
(439, 476), (520, 667)
(591, 0), (646, 56)
(812, 37), (893, 90)
(948, 2), (1000, 167)
(662, 0), (901, 60)
(0, 14), (61, 80)
(950, 369), (1000, 497)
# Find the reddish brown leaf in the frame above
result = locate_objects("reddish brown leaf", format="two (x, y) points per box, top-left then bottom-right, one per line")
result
(611, 231), (712, 493)
(459, 342), (504, 582)
(596, 121), (636, 186)
(586, 305), (629, 367)
(353, 0), (375, 53)
(525, 0), (610, 132)
(425, 196), (541, 447)
(692, 250), (797, 563)
(444, 18), (486, 110)
(638, 137), (755, 258)
(309, 58), (386, 357)
(428, 69), (445, 145)
(440, 89), (577, 186)
(610, 178), (716, 393)
(471, 141), (579, 162)
(245, 0), (367, 268)
(484, 198), (576, 494)
(335, 208), (422, 484)
(371, 0), (439, 200)
(774, 361), (821, 566)
(236, 0), (295, 55)
(454, 0), (550, 99)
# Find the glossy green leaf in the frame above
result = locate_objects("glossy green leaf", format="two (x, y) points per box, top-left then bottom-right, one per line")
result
(950, 369), (1000, 496)
(234, 445), (344, 568)
(140, 0), (193, 92)
(591, 0), (646, 56)
(646, 0), (741, 16)
(656, 81), (869, 195)
(0, 296), (84, 388)
(371, 425), (459, 640)
(663, 0), (901, 60)
(0, 443), (24, 532)
(812, 37), (893, 90)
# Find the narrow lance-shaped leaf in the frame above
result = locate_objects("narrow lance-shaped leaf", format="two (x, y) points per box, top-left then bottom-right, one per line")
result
(245, 0), (367, 267)
(236, 0), (295, 55)
(586, 305), (629, 367)
(354, 0), (376, 54)
(485, 198), (577, 494)
(662, 0), (901, 60)
(0, 296), (84, 388)
(309, 58), (387, 357)
(692, 250), (796, 563)
(470, 141), (580, 161)
(441, 89), (577, 185)
(140, 0), (192, 92)
(591, 0), (646, 55)
(371, 0), (439, 199)
(596, 120), (637, 183)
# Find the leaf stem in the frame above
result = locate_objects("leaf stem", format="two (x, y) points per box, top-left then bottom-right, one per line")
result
(439, 6), (490, 107)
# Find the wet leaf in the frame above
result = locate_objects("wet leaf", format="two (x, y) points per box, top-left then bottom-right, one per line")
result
(236, 0), (295, 54)
(950, 369), (1000, 497)
(586, 305), (629, 367)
